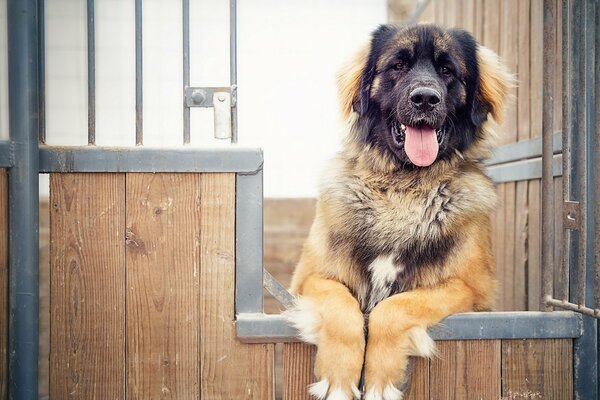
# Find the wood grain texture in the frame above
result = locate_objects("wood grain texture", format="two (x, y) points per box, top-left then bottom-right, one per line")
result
(0, 170), (7, 398)
(494, 184), (506, 310)
(514, 180), (529, 311)
(504, 182), (517, 311)
(430, 340), (501, 399)
(200, 173), (274, 400)
(404, 356), (429, 400)
(283, 343), (315, 400)
(527, 179), (542, 310)
(126, 173), (200, 399)
(502, 339), (573, 400)
(499, 0), (519, 145)
(50, 173), (125, 399)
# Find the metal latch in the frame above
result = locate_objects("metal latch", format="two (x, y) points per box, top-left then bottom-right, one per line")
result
(564, 200), (581, 231)
(184, 86), (236, 140)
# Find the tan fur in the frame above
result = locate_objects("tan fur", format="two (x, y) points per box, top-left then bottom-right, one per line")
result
(288, 27), (511, 399)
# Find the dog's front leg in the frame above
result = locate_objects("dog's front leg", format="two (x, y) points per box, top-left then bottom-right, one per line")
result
(363, 278), (477, 400)
(286, 274), (365, 400)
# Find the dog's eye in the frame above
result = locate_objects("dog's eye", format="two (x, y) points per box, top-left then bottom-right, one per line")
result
(440, 66), (453, 76)
(392, 62), (405, 71)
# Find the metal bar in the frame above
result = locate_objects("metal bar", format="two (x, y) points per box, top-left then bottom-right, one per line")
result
(541, 0), (556, 311)
(484, 132), (561, 166)
(38, 0), (45, 144)
(135, 0), (143, 145)
(235, 168), (264, 314)
(0, 141), (14, 168)
(229, 0), (237, 143)
(562, 0), (573, 304)
(7, 0), (40, 397)
(485, 154), (562, 183)
(38, 146), (263, 173)
(182, 0), (190, 145)
(576, 0), (588, 309)
(595, 0), (600, 318)
(87, 0), (95, 145)
(263, 269), (295, 310)
(236, 311), (583, 343)
(546, 298), (599, 317)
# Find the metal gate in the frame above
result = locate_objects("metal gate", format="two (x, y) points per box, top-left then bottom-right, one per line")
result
(1, 0), (598, 399)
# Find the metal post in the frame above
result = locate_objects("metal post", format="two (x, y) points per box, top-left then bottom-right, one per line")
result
(541, 0), (556, 311)
(87, 0), (96, 145)
(183, 0), (190, 145)
(135, 0), (143, 145)
(6, 0), (40, 398)
(230, 0), (238, 143)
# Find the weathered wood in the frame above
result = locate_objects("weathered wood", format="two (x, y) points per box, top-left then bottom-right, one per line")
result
(503, 182), (517, 310)
(200, 173), (274, 400)
(514, 180), (529, 311)
(499, 0), (519, 145)
(50, 173), (125, 398)
(553, 177), (566, 301)
(283, 343), (315, 400)
(126, 173), (200, 398)
(527, 179), (542, 310)
(483, 0), (501, 59)
(502, 339), (573, 399)
(494, 184), (506, 310)
(0, 170), (7, 398)
(405, 356), (429, 400)
(430, 340), (501, 399)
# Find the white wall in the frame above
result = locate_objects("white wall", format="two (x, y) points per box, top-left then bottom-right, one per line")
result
(1, 0), (386, 197)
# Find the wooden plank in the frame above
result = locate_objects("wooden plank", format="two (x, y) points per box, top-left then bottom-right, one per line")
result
(0, 170), (7, 398)
(405, 357), (429, 400)
(514, 180), (528, 311)
(494, 184), (506, 310)
(499, 0), (519, 145)
(553, 176), (567, 301)
(502, 339), (573, 399)
(419, 0), (435, 23)
(503, 182), (516, 310)
(483, 0), (501, 54)
(553, 0), (563, 132)
(527, 179), (542, 310)
(462, 0), (476, 34)
(473, 0), (485, 41)
(434, 0), (446, 26)
(530, 0), (543, 139)
(430, 340), (501, 399)
(200, 173), (274, 400)
(517, 0), (532, 142)
(50, 173), (125, 398)
(126, 173), (200, 398)
(283, 343), (314, 400)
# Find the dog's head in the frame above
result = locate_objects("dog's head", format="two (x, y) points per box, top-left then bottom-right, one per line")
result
(338, 24), (511, 168)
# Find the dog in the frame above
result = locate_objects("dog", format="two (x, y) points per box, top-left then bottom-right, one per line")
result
(285, 23), (511, 400)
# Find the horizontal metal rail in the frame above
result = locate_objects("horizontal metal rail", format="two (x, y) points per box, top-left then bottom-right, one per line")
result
(236, 311), (583, 343)
(38, 146), (262, 173)
(486, 153), (562, 183)
(485, 132), (562, 166)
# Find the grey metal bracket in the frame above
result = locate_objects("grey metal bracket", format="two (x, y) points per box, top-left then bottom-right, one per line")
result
(564, 200), (581, 231)
(263, 269), (295, 310)
(184, 85), (237, 108)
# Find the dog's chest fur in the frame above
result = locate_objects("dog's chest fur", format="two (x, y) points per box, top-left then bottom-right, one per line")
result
(324, 163), (493, 312)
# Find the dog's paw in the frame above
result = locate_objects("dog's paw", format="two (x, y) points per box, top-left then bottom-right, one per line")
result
(407, 327), (436, 358)
(364, 384), (403, 400)
(282, 296), (320, 344)
(308, 379), (361, 400)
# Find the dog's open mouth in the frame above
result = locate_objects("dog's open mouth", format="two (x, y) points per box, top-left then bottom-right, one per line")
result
(392, 121), (444, 167)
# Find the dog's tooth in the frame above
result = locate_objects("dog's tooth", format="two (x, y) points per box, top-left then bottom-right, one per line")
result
(400, 124), (406, 130)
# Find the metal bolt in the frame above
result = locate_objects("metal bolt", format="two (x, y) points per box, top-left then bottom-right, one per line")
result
(192, 90), (206, 105)
(217, 93), (226, 102)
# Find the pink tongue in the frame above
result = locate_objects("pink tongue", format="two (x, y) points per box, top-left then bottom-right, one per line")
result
(404, 126), (439, 167)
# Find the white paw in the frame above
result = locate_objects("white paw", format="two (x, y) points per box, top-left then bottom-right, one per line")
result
(364, 384), (403, 400)
(407, 327), (436, 358)
(308, 379), (361, 400)
(283, 297), (320, 344)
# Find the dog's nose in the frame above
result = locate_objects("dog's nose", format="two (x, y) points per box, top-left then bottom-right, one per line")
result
(409, 87), (441, 110)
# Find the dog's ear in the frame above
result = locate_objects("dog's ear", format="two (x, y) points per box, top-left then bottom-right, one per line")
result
(473, 45), (513, 125)
(337, 25), (397, 119)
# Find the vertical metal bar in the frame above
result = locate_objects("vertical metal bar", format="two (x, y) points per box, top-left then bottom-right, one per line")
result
(595, 0), (600, 316)
(575, 0), (587, 308)
(38, 0), (45, 144)
(7, 0), (40, 398)
(182, 0), (190, 145)
(87, 0), (96, 145)
(542, 0), (556, 310)
(135, 0), (143, 145)
(230, 0), (238, 143)
(561, 0), (571, 303)
(235, 168), (264, 314)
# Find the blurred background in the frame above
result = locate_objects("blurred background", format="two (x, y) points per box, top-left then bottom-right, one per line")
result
(0, 0), (556, 398)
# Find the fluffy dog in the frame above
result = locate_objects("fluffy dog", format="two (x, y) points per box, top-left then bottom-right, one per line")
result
(285, 23), (511, 400)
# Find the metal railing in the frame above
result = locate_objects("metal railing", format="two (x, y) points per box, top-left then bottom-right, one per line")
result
(542, 0), (599, 319)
